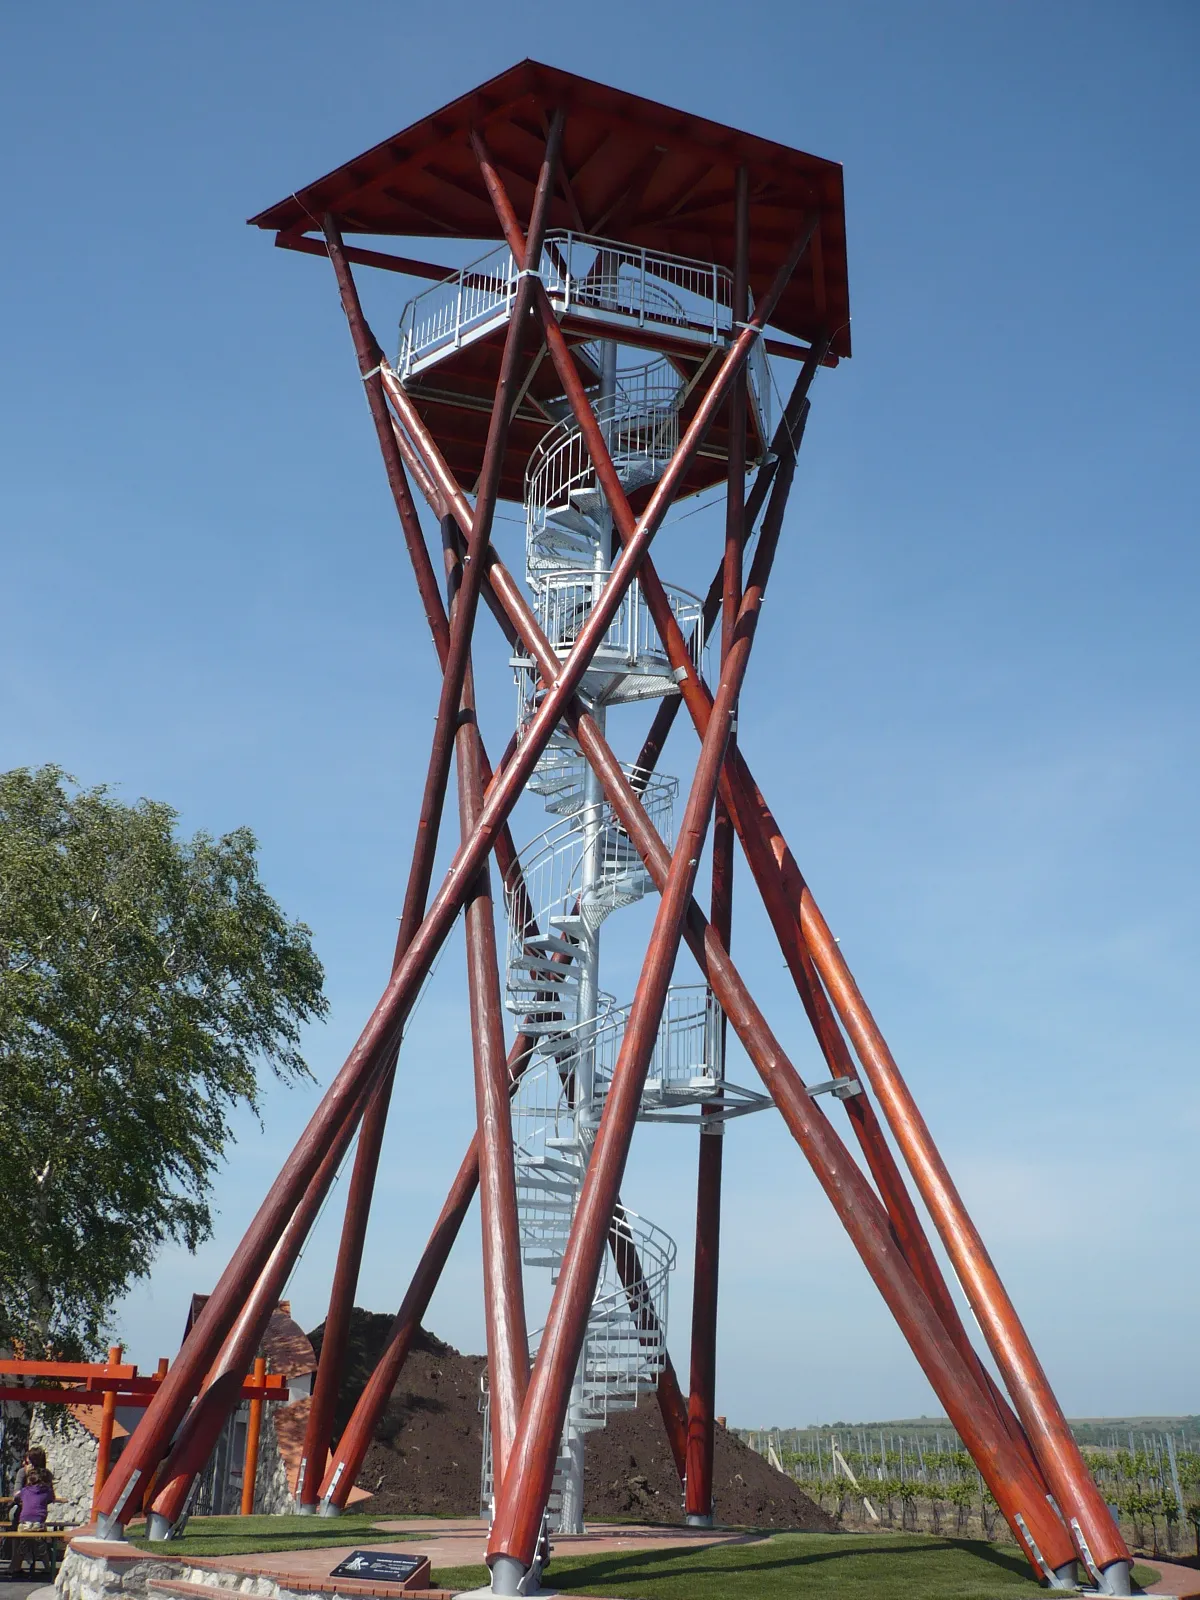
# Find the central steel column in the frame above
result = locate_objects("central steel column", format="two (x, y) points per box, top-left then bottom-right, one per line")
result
(556, 337), (618, 1536)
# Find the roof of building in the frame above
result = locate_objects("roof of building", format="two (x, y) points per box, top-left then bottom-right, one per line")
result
(259, 1309), (317, 1381)
(248, 59), (850, 359)
(66, 1404), (129, 1443)
(184, 1295), (316, 1381)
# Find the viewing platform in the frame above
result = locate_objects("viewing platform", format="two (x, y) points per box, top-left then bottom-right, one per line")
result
(395, 228), (773, 442)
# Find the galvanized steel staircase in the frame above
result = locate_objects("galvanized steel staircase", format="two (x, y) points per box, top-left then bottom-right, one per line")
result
(479, 351), (765, 1532)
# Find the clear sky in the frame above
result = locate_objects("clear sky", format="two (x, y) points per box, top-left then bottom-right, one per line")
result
(3, 2), (1197, 1428)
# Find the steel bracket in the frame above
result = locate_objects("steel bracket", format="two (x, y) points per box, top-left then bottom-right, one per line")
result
(807, 1076), (863, 1100)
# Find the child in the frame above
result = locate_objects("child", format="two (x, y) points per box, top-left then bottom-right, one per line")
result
(8, 1448), (54, 1576)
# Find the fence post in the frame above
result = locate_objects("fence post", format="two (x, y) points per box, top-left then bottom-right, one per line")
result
(241, 1357), (267, 1516)
(90, 1344), (123, 1521)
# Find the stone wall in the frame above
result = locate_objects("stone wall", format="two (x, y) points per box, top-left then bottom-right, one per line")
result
(1, 1402), (31, 1493)
(30, 1410), (97, 1525)
(31, 1396), (292, 1530)
(252, 1403), (292, 1515)
(56, 1548), (434, 1600)
(55, 1545), (180, 1600)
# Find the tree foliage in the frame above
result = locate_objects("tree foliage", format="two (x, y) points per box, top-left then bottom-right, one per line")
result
(0, 765), (327, 1356)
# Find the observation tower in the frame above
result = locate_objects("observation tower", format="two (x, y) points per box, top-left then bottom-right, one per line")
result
(94, 62), (1134, 1597)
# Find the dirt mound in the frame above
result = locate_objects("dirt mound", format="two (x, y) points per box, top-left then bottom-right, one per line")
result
(312, 1310), (829, 1528)
(310, 1309), (485, 1515)
(583, 1401), (834, 1530)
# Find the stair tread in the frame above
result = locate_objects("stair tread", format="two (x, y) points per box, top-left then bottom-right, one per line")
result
(542, 507), (601, 538)
(523, 1154), (584, 1174)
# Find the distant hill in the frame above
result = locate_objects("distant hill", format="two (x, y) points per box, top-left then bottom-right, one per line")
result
(736, 1415), (1200, 1449)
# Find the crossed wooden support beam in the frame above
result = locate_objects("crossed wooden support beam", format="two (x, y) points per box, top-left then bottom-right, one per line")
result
(95, 111), (1131, 1600)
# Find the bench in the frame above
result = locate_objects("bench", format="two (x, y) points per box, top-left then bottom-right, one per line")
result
(3, 1527), (72, 1575)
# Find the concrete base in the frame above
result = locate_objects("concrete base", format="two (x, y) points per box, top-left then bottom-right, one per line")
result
(453, 1590), (558, 1599)
(1067, 1559), (1135, 1597)
(684, 1512), (713, 1528)
(487, 1555), (527, 1596)
(1098, 1558), (1133, 1596)
(458, 1568), (556, 1600)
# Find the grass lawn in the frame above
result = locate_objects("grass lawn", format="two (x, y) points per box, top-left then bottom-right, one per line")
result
(431, 1533), (1162, 1598)
(126, 1513), (421, 1558)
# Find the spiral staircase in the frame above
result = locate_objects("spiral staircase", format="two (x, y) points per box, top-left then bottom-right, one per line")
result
(478, 352), (769, 1531)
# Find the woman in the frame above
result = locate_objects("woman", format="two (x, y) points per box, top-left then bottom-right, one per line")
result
(8, 1448), (54, 1577)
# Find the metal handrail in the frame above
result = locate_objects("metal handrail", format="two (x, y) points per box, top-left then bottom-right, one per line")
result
(504, 770), (677, 1006)
(393, 228), (771, 439)
(525, 361), (683, 574)
(591, 985), (725, 1100)
(478, 1195), (674, 1509)
(519, 570), (704, 699)
(512, 983), (723, 1119)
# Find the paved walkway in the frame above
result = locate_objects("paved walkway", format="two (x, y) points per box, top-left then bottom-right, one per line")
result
(193, 1518), (759, 1586)
(1143, 1557), (1200, 1598)
(166, 1520), (756, 1600)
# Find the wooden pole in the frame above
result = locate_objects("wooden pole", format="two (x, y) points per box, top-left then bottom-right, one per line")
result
(423, 474), (1078, 1583)
(444, 520), (530, 1480)
(90, 1344), (122, 1521)
(685, 160), (750, 1528)
(240, 1357), (267, 1516)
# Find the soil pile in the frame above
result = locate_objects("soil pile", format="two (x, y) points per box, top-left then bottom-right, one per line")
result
(311, 1310), (829, 1528)
(583, 1401), (834, 1529)
(309, 1309), (485, 1516)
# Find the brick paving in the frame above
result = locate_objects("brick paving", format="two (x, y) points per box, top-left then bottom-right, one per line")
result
(1142, 1557), (1200, 1598)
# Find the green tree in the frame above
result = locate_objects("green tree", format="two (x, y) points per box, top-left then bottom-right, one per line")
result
(924, 1479), (949, 1536)
(978, 1481), (1001, 1540)
(0, 765), (326, 1357)
(1186, 1500), (1200, 1560)
(947, 1479), (976, 1536)
(898, 1477), (918, 1531)
(878, 1476), (901, 1527)
(1120, 1488), (1149, 1549)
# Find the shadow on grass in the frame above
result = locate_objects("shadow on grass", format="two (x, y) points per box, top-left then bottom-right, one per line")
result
(126, 1514), (408, 1558)
(435, 1532), (1047, 1598)
(550, 1534), (1032, 1584)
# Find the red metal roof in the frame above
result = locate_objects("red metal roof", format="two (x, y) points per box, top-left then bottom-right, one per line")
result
(249, 60), (850, 359)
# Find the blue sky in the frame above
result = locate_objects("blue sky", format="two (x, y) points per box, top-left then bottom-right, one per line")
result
(3, 2), (1197, 1427)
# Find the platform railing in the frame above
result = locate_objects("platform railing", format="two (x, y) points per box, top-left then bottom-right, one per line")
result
(394, 228), (771, 437)
(525, 362), (683, 570)
(590, 985), (725, 1101)
(478, 1200), (674, 1513)
(503, 773), (677, 1006)
(528, 569), (704, 679)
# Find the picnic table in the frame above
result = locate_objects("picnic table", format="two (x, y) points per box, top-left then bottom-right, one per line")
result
(2, 1499), (75, 1576)
(2, 1526), (72, 1576)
